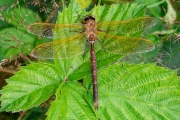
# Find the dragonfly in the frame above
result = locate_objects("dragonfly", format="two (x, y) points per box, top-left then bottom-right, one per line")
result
(27, 15), (157, 109)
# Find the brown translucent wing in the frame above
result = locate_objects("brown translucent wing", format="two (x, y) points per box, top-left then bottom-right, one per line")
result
(97, 31), (155, 54)
(97, 17), (157, 34)
(31, 33), (86, 59)
(27, 23), (84, 39)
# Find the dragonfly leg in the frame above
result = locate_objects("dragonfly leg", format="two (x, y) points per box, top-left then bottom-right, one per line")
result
(96, 37), (107, 52)
(82, 41), (89, 59)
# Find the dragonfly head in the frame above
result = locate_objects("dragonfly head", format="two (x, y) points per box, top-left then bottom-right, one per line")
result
(84, 15), (95, 22)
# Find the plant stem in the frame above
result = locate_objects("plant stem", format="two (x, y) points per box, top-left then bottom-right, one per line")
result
(98, 0), (101, 6)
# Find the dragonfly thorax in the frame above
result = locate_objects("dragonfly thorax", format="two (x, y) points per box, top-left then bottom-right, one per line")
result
(84, 16), (97, 42)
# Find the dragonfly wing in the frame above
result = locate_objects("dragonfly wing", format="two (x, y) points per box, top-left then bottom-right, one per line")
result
(97, 17), (157, 34)
(27, 23), (84, 39)
(97, 31), (155, 54)
(31, 33), (87, 59)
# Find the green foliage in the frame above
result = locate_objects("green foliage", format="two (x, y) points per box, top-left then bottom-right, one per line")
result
(93, 63), (180, 119)
(0, 63), (62, 111)
(0, 0), (180, 120)
(0, 4), (42, 60)
(1, 62), (180, 119)
(0, 27), (34, 59)
(46, 81), (96, 120)
(136, 0), (180, 72)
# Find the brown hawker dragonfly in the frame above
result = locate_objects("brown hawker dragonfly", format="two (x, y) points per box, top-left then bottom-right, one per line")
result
(27, 15), (157, 109)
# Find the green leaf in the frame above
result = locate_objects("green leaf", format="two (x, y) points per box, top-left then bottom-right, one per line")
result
(1, 62), (180, 119)
(0, 63), (63, 112)
(76, 0), (92, 8)
(85, 63), (180, 119)
(1, 8), (41, 30)
(46, 81), (96, 120)
(90, 3), (146, 22)
(0, 27), (35, 60)
(56, 0), (86, 24)
(0, 7), (42, 60)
